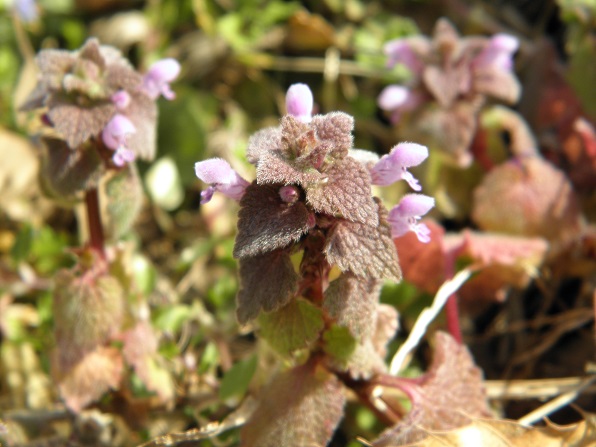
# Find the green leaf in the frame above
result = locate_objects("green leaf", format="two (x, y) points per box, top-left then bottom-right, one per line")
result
(322, 324), (357, 363)
(219, 354), (258, 401)
(10, 224), (34, 262)
(154, 305), (192, 333)
(259, 298), (325, 357)
(104, 163), (143, 240)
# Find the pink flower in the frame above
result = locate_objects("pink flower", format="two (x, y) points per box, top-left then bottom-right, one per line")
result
(286, 83), (313, 123)
(383, 39), (424, 75)
(473, 34), (519, 71)
(142, 58), (181, 100)
(388, 194), (434, 242)
(370, 142), (428, 191)
(102, 114), (136, 166)
(111, 90), (131, 110)
(377, 86), (425, 123)
(195, 158), (250, 204)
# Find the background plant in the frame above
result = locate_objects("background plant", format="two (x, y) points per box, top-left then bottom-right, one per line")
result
(0, 0), (595, 446)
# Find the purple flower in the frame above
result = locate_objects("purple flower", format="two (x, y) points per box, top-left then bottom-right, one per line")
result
(286, 83), (313, 123)
(142, 58), (181, 100)
(384, 39), (424, 75)
(370, 142), (428, 191)
(195, 158), (250, 204)
(473, 34), (519, 71)
(377, 86), (424, 123)
(111, 90), (131, 110)
(102, 114), (137, 166)
(279, 185), (300, 203)
(388, 194), (434, 242)
(14, 0), (38, 23)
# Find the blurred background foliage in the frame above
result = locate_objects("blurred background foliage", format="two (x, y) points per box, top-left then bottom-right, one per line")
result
(0, 0), (595, 446)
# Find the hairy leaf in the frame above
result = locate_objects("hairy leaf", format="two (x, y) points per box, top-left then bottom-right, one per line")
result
(373, 332), (490, 446)
(259, 298), (325, 356)
(236, 250), (300, 324)
(323, 273), (382, 338)
(327, 341), (387, 379)
(311, 111), (354, 159)
(241, 363), (345, 447)
(126, 92), (158, 161)
(234, 182), (313, 258)
(306, 156), (378, 225)
(322, 324), (357, 363)
(256, 150), (325, 186)
(53, 267), (124, 373)
(47, 93), (115, 149)
(246, 126), (281, 164)
(104, 163), (143, 240)
(372, 304), (399, 359)
(474, 68), (521, 105)
(40, 137), (105, 198)
(55, 346), (123, 413)
(324, 201), (401, 281)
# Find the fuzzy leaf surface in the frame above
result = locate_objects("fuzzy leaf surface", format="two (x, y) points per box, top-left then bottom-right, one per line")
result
(40, 137), (104, 197)
(47, 94), (115, 149)
(324, 202), (401, 281)
(322, 324), (357, 363)
(241, 363), (345, 447)
(306, 156), (378, 225)
(104, 163), (143, 240)
(259, 298), (325, 356)
(234, 182), (312, 258)
(236, 250), (299, 324)
(374, 332), (490, 446)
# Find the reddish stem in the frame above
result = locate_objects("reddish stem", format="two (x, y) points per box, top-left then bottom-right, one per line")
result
(445, 295), (462, 344)
(85, 188), (106, 258)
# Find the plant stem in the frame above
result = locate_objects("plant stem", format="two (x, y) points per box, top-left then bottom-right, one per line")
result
(445, 295), (462, 344)
(85, 187), (105, 257)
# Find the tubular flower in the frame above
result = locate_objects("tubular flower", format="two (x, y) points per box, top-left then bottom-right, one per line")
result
(285, 83), (314, 123)
(370, 142), (429, 191)
(194, 158), (250, 204)
(388, 194), (435, 242)
(102, 114), (137, 166)
(142, 58), (181, 100)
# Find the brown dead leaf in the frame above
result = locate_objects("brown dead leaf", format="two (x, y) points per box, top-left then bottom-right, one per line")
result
(372, 415), (596, 447)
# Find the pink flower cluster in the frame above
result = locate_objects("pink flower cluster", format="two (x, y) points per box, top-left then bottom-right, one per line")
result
(101, 59), (180, 167)
(195, 84), (434, 242)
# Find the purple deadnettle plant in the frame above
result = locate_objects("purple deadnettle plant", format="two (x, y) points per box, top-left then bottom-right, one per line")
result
(378, 18), (521, 166)
(196, 84), (437, 446)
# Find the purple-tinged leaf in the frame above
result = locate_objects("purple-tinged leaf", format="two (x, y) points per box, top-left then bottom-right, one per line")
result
(241, 362), (345, 447)
(372, 304), (399, 359)
(40, 137), (104, 197)
(306, 156), (378, 225)
(473, 68), (521, 104)
(259, 298), (325, 356)
(327, 342), (387, 380)
(256, 149), (325, 186)
(52, 267), (124, 373)
(236, 250), (300, 324)
(311, 111), (354, 159)
(373, 332), (491, 447)
(324, 200), (401, 281)
(104, 164), (143, 240)
(46, 94), (115, 149)
(234, 183), (313, 259)
(125, 92), (158, 161)
(247, 127), (281, 165)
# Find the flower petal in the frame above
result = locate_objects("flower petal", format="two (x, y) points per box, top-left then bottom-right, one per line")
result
(286, 83), (314, 123)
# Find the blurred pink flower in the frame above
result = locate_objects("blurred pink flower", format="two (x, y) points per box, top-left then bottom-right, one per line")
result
(370, 142), (428, 191)
(102, 114), (136, 166)
(142, 58), (181, 100)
